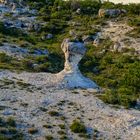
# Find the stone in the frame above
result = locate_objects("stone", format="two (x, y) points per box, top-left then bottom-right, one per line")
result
(3, 109), (14, 115)
(33, 23), (41, 32)
(46, 33), (53, 39)
(28, 23), (41, 31)
(82, 35), (93, 42)
(42, 33), (53, 40)
(76, 8), (81, 14)
(57, 38), (99, 89)
(57, 6), (61, 11)
(69, 30), (76, 36)
(93, 37), (100, 47)
(11, 2), (16, 11)
(41, 99), (53, 106)
(113, 42), (122, 52)
(98, 9), (106, 18)
(98, 9), (127, 18)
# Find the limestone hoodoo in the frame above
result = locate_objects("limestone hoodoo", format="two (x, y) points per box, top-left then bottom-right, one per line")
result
(57, 38), (98, 89)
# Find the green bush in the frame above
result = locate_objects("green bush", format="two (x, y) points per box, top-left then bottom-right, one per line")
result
(0, 117), (23, 140)
(45, 135), (54, 140)
(0, 53), (11, 63)
(70, 120), (87, 134)
(48, 111), (60, 116)
(7, 117), (16, 127)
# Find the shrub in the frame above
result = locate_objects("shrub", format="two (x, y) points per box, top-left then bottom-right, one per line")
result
(0, 117), (23, 139)
(57, 130), (66, 135)
(48, 111), (59, 116)
(45, 135), (54, 140)
(58, 124), (65, 129)
(7, 117), (16, 127)
(0, 53), (11, 63)
(43, 124), (52, 129)
(70, 120), (87, 134)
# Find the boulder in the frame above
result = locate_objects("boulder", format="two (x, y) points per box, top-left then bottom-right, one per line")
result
(11, 2), (16, 11)
(98, 9), (127, 18)
(98, 9), (106, 18)
(76, 8), (81, 14)
(28, 23), (41, 32)
(3, 109), (14, 115)
(113, 42), (123, 52)
(42, 33), (53, 40)
(33, 23), (41, 32)
(46, 33), (53, 39)
(93, 37), (100, 47)
(82, 35), (93, 42)
(69, 30), (76, 36)
(57, 6), (61, 11)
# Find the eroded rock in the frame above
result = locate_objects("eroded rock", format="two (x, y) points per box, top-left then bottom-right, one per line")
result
(57, 39), (98, 89)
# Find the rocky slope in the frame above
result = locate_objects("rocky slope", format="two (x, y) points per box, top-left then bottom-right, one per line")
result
(0, 75), (140, 140)
(0, 1), (140, 140)
(0, 38), (140, 139)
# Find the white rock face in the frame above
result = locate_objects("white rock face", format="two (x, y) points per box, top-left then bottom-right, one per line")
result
(57, 39), (98, 89)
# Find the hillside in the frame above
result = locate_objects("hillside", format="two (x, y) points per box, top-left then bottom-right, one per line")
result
(0, 0), (140, 140)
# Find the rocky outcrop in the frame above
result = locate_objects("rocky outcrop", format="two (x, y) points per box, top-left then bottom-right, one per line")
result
(76, 8), (81, 14)
(42, 33), (53, 40)
(61, 39), (86, 72)
(100, 21), (140, 54)
(113, 41), (123, 52)
(57, 39), (98, 89)
(98, 9), (127, 18)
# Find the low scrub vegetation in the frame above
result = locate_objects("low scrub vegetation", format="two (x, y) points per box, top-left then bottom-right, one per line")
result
(70, 120), (87, 134)
(0, 117), (23, 140)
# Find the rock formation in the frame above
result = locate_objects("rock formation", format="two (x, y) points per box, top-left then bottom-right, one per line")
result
(98, 9), (126, 18)
(57, 39), (98, 89)
(0, 39), (99, 90)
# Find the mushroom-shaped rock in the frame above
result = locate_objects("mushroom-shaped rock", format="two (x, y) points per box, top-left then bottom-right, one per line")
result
(61, 38), (86, 72)
(57, 39), (98, 89)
